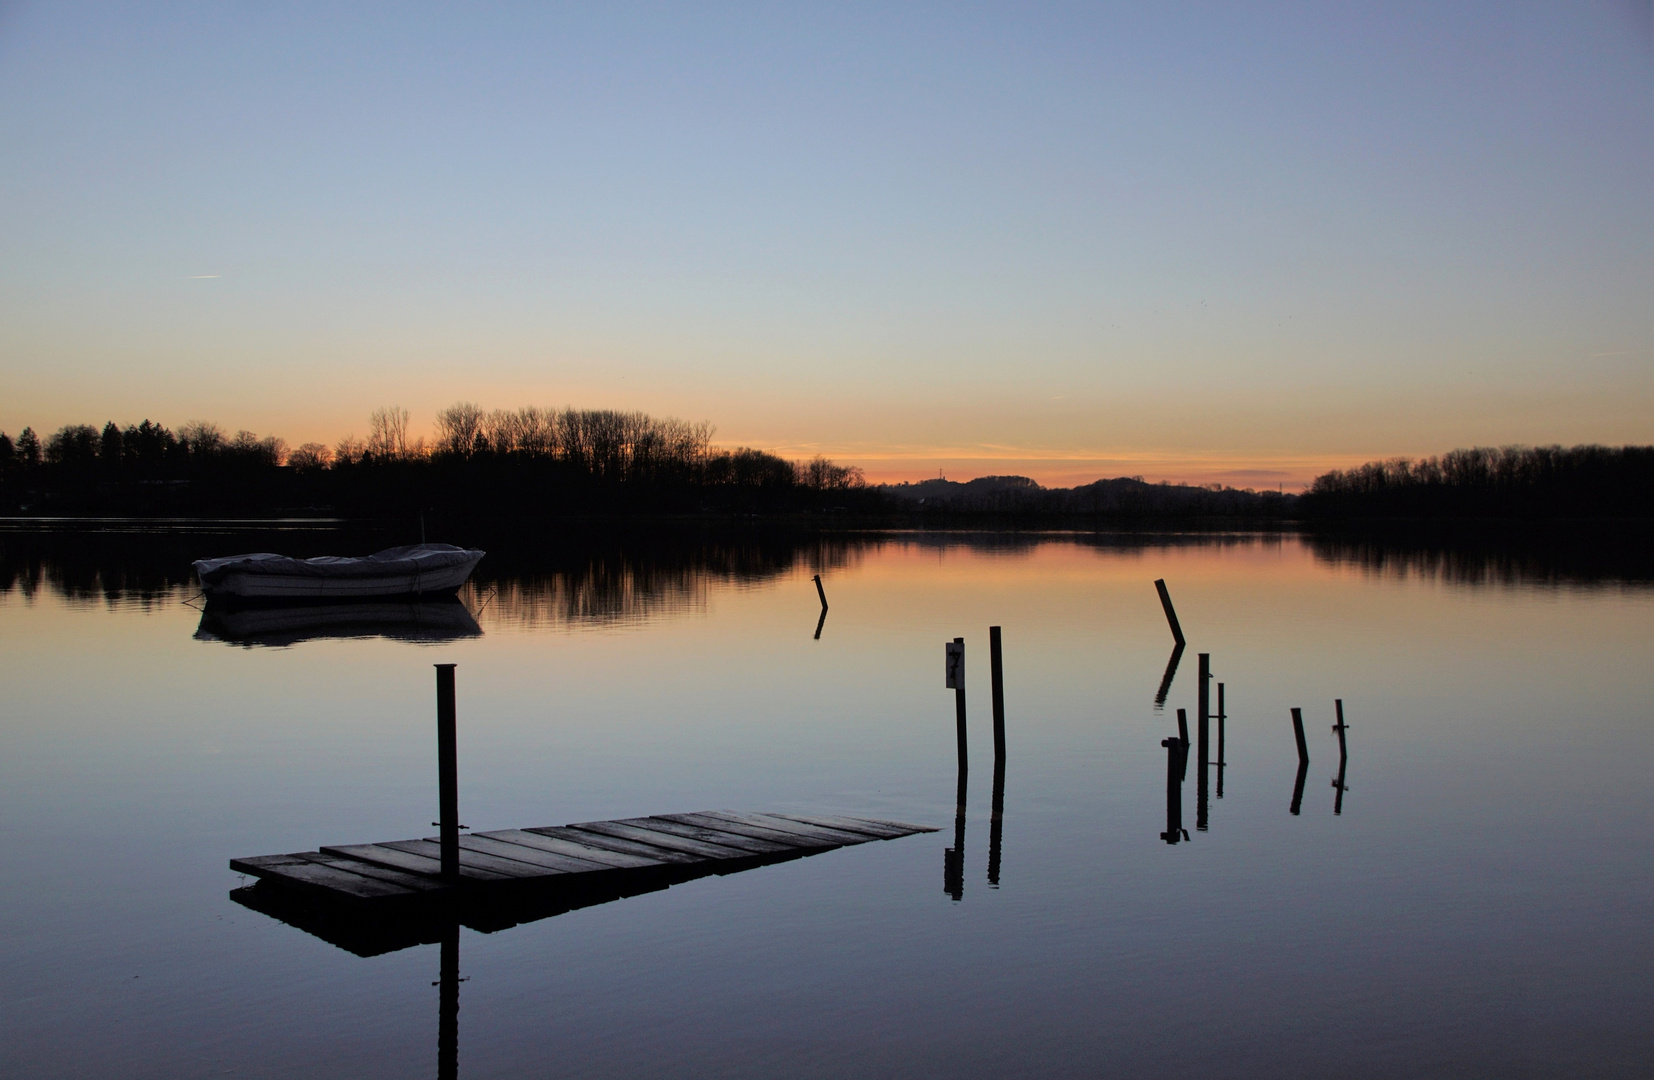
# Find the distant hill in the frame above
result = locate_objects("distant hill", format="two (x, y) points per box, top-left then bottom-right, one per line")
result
(879, 474), (1294, 519)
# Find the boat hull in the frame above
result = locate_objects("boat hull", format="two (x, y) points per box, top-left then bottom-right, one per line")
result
(194, 545), (485, 602)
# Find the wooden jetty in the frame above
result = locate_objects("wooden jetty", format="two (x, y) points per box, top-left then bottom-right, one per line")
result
(231, 810), (934, 955)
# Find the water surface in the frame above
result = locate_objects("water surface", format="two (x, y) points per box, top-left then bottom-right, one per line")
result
(2, 529), (1650, 1078)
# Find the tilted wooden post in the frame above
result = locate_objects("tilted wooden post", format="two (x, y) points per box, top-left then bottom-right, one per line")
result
(1154, 579), (1186, 646)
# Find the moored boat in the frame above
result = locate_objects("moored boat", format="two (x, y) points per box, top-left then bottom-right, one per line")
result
(193, 544), (485, 601)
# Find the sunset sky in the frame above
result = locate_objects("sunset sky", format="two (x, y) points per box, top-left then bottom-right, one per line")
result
(2, 2), (1650, 489)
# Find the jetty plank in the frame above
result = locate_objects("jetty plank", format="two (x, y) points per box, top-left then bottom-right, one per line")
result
(230, 854), (421, 900)
(377, 839), (555, 879)
(472, 829), (669, 870)
(522, 826), (703, 864)
(446, 834), (619, 874)
(612, 816), (801, 855)
(564, 820), (758, 860)
(692, 811), (875, 846)
(321, 843), (514, 881)
(770, 813), (918, 839)
(666, 813), (840, 849)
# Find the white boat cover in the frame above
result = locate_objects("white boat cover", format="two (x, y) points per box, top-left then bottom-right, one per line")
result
(194, 544), (483, 588)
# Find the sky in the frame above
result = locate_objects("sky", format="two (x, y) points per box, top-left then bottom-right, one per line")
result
(1, 1), (1651, 489)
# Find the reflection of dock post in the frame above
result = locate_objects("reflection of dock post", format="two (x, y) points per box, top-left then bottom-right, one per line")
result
(1196, 654), (1210, 831)
(988, 755), (1005, 886)
(1290, 759), (1309, 815)
(1216, 682), (1226, 798)
(438, 922), (459, 1080)
(1154, 578), (1186, 646)
(945, 765), (966, 900)
(1154, 641), (1185, 710)
(1331, 698), (1349, 815)
(436, 664), (459, 885)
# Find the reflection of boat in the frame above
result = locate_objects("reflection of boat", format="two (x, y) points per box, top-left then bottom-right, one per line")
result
(193, 544), (484, 601)
(195, 597), (483, 647)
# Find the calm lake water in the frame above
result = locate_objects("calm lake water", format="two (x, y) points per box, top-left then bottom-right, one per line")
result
(2, 527), (1651, 1078)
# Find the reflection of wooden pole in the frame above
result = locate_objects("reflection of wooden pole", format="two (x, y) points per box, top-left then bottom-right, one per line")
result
(436, 664), (459, 884)
(1216, 682), (1226, 799)
(1154, 579), (1186, 646)
(813, 574), (828, 611)
(1290, 707), (1309, 765)
(988, 755), (1005, 886)
(1155, 641), (1185, 709)
(989, 626), (1006, 763)
(438, 922), (459, 1080)
(1290, 759), (1309, 816)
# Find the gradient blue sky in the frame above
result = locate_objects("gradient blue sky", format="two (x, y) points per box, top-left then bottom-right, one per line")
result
(2, 1), (1650, 487)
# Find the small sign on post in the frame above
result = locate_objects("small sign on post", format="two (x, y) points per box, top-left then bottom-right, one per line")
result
(945, 641), (964, 688)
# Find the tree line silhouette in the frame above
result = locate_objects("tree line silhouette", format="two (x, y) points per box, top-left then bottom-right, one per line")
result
(0, 406), (871, 518)
(1299, 444), (1654, 520)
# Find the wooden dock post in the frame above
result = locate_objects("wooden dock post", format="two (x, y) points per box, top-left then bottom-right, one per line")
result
(946, 638), (967, 777)
(813, 574), (828, 611)
(1333, 698), (1348, 759)
(1196, 655), (1210, 831)
(1154, 579), (1186, 647)
(436, 664), (459, 885)
(989, 626), (1006, 763)
(1290, 706), (1309, 765)
(1161, 734), (1188, 844)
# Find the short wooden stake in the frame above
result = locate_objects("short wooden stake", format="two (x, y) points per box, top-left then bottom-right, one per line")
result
(812, 574), (828, 611)
(1290, 706), (1309, 765)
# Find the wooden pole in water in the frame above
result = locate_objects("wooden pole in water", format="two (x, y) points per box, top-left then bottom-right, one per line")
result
(1333, 698), (1348, 760)
(1196, 654), (1210, 832)
(1197, 652), (1210, 765)
(1154, 579), (1186, 647)
(948, 638), (967, 777)
(436, 664), (459, 885)
(989, 626), (1006, 763)
(1290, 706), (1309, 765)
(813, 574), (828, 611)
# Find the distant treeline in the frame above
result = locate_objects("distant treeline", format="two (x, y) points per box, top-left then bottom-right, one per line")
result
(0, 405), (870, 518)
(878, 474), (1295, 520)
(1299, 445), (1654, 520)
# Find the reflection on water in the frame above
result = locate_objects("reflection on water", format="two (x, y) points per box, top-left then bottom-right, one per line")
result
(1307, 526), (1654, 588)
(196, 599), (483, 647)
